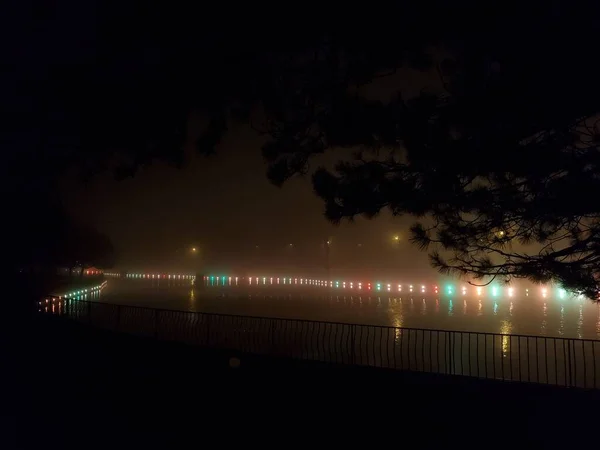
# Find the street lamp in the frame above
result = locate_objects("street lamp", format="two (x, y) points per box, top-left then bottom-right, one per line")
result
(324, 238), (332, 284)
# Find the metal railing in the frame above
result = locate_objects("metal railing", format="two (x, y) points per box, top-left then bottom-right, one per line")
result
(39, 297), (599, 389)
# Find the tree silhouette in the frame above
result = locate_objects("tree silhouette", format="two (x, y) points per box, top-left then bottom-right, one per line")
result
(7, 2), (600, 295)
(258, 3), (600, 297)
(9, 191), (115, 275)
(58, 221), (115, 275)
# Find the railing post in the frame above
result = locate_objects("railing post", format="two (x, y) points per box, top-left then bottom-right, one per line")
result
(270, 319), (275, 354)
(350, 324), (356, 365)
(205, 314), (211, 346)
(448, 332), (454, 375)
(115, 304), (121, 332)
(567, 339), (573, 387)
(87, 300), (92, 324)
(154, 309), (159, 339)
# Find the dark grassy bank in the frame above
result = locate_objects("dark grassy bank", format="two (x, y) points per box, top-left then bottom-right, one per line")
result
(7, 314), (598, 449)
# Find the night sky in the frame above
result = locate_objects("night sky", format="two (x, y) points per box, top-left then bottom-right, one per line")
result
(61, 120), (432, 279)
(8, 2), (443, 281)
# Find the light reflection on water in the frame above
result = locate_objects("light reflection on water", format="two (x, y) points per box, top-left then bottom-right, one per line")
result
(500, 320), (512, 357)
(97, 280), (600, 340)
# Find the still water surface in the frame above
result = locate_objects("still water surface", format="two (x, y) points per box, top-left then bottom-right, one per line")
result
(95, 279), (600, 340)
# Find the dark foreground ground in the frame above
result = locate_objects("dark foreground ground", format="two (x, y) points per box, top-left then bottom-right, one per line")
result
(5, 315), (599, 449)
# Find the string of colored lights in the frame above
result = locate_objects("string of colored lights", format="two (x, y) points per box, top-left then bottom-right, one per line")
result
(120, 273), (195, 280)
(41, 280), (108, 304)
(201, 275), (577, 299)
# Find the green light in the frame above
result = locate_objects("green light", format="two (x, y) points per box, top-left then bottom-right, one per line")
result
(559, 288), (566, 299)
(492, 286), (499, 297)
(376, 283), (381, 291)
(446, 285), (453, 294)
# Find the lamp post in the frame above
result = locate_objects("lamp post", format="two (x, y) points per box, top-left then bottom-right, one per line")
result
(325, 238), (331, 286)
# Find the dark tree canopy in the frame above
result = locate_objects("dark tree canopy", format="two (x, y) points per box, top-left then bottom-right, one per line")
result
(261, 3), (600, 296)
(8, 190), (115, 273)
(6, 1), (600, 296)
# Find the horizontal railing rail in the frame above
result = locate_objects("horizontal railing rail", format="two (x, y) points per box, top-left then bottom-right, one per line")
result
(39, 297), (599, 389)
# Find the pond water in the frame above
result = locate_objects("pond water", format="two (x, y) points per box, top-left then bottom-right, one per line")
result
(93, 279), (600, 340)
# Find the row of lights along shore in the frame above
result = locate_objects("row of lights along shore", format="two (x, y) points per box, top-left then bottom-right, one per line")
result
(203, 275), (578, 299)
(42, 280), (108, 303)
(119, 273), (195, 280)
(40, 281), (108, 313)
